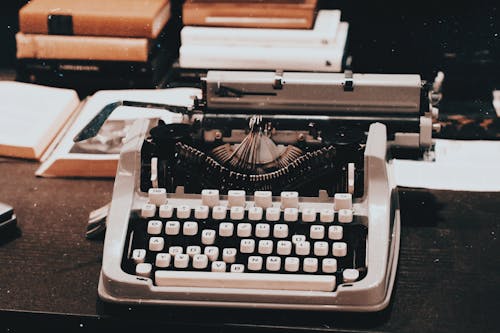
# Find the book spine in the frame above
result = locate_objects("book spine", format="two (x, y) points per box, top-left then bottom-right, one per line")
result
(181, 11), (339, 47)
(179, 44), (343, 72)
(16, 33), (150, 62)
(182, 4), (315, 29)
(19, 3), (171, 38)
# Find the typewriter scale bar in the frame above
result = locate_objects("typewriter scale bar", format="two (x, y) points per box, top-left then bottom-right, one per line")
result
(123, 190), (367, 292)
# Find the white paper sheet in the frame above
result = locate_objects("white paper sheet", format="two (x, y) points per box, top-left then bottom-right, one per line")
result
(393, 139), (500, 191)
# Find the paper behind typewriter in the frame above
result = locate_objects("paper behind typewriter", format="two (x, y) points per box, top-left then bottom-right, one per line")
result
(393, 139), (500, 192)
(36, 87), (201, 178)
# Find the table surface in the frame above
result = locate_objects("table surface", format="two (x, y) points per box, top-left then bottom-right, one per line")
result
(0, 158), (499, 332)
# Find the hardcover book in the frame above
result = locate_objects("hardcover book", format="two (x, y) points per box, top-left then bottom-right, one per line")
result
(19, 0), (171, 38)
(181, 10), (340, 47)
(16, 52), (175, 95)
(16, 33), (152, 62)
(179, 22), (348, 72)
(183, 0), (318, 29)
(36, 87), (201, 178)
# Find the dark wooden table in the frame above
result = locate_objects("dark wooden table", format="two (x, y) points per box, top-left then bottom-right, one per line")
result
(0, 158), (498, 332)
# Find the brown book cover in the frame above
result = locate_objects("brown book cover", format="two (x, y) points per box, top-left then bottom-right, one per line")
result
(183, 0), (318, 29)
(16, 33), (151, 62)
(19, 0), (171, 38)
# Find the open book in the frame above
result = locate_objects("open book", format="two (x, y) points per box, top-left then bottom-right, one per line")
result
(36, 87), (201, 178)
(0, 81), (79, 160)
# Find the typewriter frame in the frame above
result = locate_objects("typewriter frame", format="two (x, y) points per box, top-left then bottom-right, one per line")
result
(98, 118), (401, 312)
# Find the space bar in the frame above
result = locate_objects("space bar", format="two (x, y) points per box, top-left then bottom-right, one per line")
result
(155, 271), (336, 291)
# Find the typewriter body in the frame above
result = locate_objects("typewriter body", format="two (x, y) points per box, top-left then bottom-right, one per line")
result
(96, 70), (434, 311)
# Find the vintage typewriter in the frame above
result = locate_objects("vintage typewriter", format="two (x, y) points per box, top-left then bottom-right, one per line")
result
(79, 70), (436, 311)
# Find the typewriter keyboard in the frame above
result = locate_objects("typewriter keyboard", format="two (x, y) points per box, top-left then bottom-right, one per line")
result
(122, 190), (367, 292)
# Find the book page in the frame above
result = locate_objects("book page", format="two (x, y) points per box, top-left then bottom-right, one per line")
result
(37, 87), (201, 177)
(0, 81), (79, 159)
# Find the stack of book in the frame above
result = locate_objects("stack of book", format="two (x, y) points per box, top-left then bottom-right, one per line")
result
(178, 0), (349, 76)
(16, 0), (176, 93)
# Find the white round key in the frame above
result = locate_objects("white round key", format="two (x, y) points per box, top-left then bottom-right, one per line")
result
(230, 206), (245, 220)
(136, 263), (152, 277)
(183, 221), (198, 236)
(230, 264), (245, 273)
(168, 246), (183, 256)
(328, 225), (343, 240)
(201, 229), (216, 245)
(211, 261), (226, 272)
(222, 248), (237, 263)
(310, 225), (325, 239)
(284, 208), (298, 222)
(295, 241), (310, 256)
(281, 191), (299, 209)
(141, 203), (156, 218)
(192, 254), (208, 269)
(258, 240), (273, 254)
(338, 209), (353, 223)
(148, 188), (167, 206)
(273, 224), (288, 238)
(322, 258), (337, 273)
(212, 205), (227, 220)
(248, 206), (263, 221)
(237, 223), (252, 237)
(277, 240), (292, 255)
(332, 242), (347, 257)
(301, 208), (317, 222)
(204, 246), (219, 261)
(265, 207), (281, 222)
(165, 221), (180, 235)
(254, 191), (273, 208)
(149, 237), (164, 251)
(194, 205), (209, 219)
(255, 223), (270, 238)
(248, 256), (263, 271)
(201, 189), (219, 207)
(291, 235), (306, 244)
(320, 208), (335, 223)
(303, 257), (319, 273)
(155, 253), (171, 268)
(284, 257), (300, 272)
(159, 204), (174, 218)
(132, 249), (146, 263)
(219, 222), (234, 237)
(334, 193), (352, 210)
(147, 220), (162, 235)
(266, 256), (281, 271)
(240, 239), (255, 253)
(176, 205), (191, 219)
(186, 245), (201, 257)
(343, 268), (360, 282)
(174, 254), (189, 268)
(313, 241), (329, 256)
(228, 190), (246, 207)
